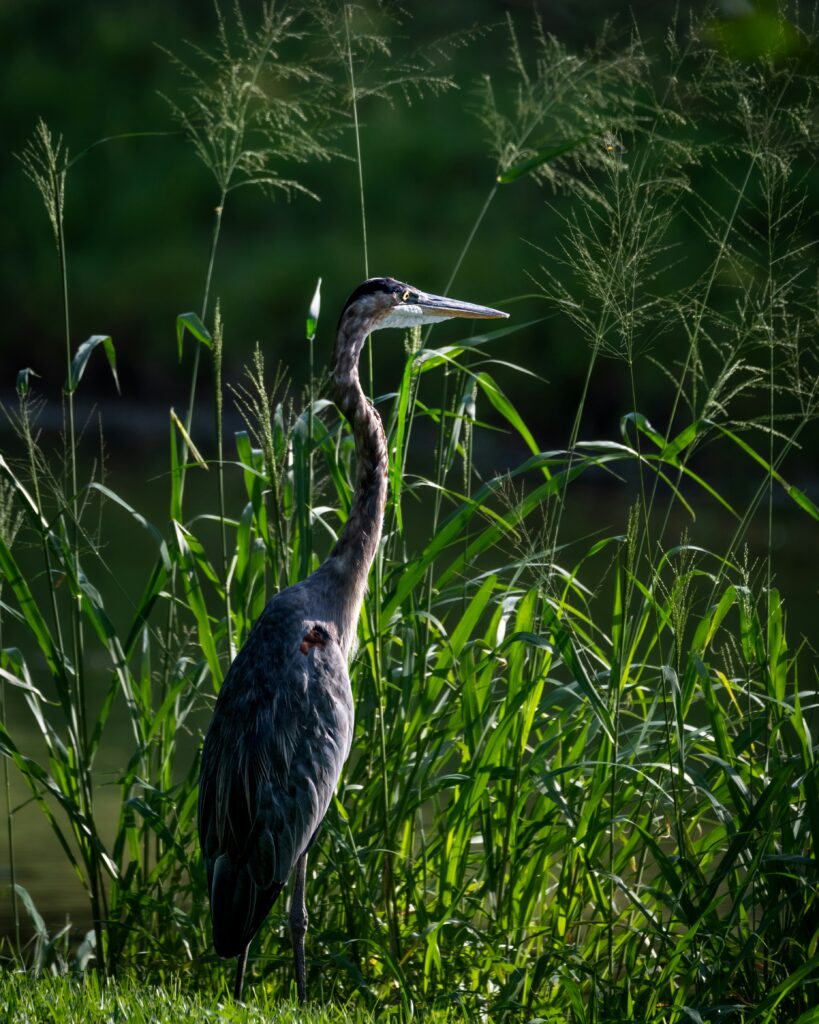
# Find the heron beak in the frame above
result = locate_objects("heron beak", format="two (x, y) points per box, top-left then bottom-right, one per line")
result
(417, 291), (509, 320)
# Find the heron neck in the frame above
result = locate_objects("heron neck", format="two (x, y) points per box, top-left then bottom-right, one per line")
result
(323, 314), (388, 654)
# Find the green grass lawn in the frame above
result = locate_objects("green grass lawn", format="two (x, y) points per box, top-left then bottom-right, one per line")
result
(0, 973), (458, 1024)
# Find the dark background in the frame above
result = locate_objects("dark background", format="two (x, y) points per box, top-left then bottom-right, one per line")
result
(0, 0), (733, 448)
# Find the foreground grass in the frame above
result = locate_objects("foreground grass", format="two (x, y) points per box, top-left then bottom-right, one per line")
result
(0, 973), (449, 1024)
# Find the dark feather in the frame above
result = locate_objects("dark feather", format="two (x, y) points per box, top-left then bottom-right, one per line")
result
(198, 589), (354, 959)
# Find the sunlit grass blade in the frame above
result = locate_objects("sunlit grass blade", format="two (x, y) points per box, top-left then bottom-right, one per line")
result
(175, 311), (212, 361)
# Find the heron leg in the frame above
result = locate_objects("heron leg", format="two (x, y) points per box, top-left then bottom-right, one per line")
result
(234, 944), (249, 1002)
(289, 853), (308, 1003)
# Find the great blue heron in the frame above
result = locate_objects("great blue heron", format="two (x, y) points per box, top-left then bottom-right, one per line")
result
(198, 277), (508, 1002)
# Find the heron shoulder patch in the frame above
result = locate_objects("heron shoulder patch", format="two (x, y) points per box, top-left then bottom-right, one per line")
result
(299, 625), (329, 655)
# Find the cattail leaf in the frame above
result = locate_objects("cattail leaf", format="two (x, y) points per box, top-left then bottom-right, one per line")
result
(176, 311), (212, 361)
(497, 137), (588, 183)
(389, 449), (626, 615)
(66, 334), (119, 394)
(124, 798), (177, 847)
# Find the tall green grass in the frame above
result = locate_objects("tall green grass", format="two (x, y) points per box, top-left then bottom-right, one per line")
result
(1, 5), (818, 1023)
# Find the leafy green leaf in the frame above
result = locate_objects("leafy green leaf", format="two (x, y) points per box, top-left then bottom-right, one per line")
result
(175, 311), (212, 361)
(66, 334), (118, 394)
(497, 137), (588, 183)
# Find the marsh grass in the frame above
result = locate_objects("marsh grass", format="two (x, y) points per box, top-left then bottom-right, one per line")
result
(2, 5), (818, 1023)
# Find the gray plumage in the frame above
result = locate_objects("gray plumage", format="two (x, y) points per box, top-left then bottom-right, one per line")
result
(198, 277), (507, 1003)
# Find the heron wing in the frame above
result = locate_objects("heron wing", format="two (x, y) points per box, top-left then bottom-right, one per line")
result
(198, 603), (353, 959)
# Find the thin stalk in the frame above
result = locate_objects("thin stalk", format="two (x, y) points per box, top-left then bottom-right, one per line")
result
(156, 192), (227, 869)
(0, 600), (20, 959)
(178, 5), (284, 497)
(267, 431), (288, 593)
(371, 627), (397, 957)
(762, 156), (777, 944)
(56, 176), (85, 759)
(20, 408), (71, 729)
(302, 329), (315, 581)
(342, 3), (394, 957)
(344, 4), (372, 394)
(179, 191), (226, 502)
(461, 380), (475, 619)
(54, 165), (107, 975)
(213, 307), (233, 661)
(368, 300), (395, 956)
(638, 156), (759, 997)
(442, 185), (498, 295)
(624, 353), (687, 972)
(18, 414), (98, 952)
(426, 365), (450, 604)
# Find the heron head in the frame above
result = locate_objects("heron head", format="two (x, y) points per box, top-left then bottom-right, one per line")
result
(339, 277), (509, 333)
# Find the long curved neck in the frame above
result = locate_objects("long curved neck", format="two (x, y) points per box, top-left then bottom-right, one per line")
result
(321, 311), (388, 654)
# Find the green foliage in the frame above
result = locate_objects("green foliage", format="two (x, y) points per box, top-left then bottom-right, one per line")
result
(0, 972), (412, 1024)
(1, 4), (818, 1023)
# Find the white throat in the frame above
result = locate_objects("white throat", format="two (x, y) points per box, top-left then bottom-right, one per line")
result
(377, 304), (453, 330)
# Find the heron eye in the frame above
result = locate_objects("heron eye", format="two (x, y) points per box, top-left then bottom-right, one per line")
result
(402, 289), (411, 302)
